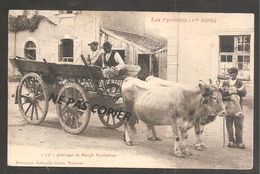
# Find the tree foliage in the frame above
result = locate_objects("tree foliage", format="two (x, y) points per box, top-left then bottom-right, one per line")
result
(9, 14), (56, 33)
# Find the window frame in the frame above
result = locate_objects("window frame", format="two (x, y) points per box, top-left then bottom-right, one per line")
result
(59, 39), (74, 62)
(218, 35), (251, 80)
(24, 41), (37, 60)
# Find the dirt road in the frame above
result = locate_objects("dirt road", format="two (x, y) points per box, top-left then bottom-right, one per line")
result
(7, 82), (254, 169)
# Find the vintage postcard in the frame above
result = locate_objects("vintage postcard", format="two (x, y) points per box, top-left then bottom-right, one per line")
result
(8, 10), (254, 169)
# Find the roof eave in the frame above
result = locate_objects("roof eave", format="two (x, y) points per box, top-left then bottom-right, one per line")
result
(101, 27), (154, 54)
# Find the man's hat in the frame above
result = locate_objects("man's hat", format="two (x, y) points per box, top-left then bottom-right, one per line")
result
(228, 67), (238, 74)
(102, 41), (112, 49)
(88, 41), (98, 46)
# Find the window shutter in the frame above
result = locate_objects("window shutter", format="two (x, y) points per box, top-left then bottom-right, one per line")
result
(58, 43), (62, 61)
(51, 39), (59, 62)
(74, 39), (82, 64)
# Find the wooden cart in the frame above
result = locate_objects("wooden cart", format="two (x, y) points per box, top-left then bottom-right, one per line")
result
(10, 56), (140, 134)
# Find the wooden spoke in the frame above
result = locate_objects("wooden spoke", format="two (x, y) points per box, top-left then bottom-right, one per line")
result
(30, 104), (35, 120)
(36, 102), (43, 113)
(20, 94), (28, 98)
(25, 103), (32, 115)
(35, 93), (44, 99)
(34, 103), (39, 120)
(69, 114), (74, 128)
(22, 83), (31, 93)
(24, 78), (30, 87)
(34, 83), (41, 95)
(60, 104), (68, 114)
(106, 115), (110, 123)
(24, 79), (32, 92)
(112, 116), (116, 125)
(63, 113), (70, 125)
(32, 76), (36, 85)
(21, 102), (28, 106)
(74, 113), (79, 128)
(77, 108), (85, 114)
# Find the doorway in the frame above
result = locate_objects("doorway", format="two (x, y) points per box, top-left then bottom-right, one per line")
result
(138, 54), (150, 80)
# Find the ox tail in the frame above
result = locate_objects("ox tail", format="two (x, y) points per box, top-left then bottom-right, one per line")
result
(129, 114), (138, 134)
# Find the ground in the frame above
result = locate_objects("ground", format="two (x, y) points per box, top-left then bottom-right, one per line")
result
(7, 82), (254, 169)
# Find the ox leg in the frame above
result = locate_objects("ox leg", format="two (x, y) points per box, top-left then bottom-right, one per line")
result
(194, 119), (206, 151)
(171, 118), (184, 158)
(147, 125), (161, 141)
(198, 125), (207, 149)
(180, 122), (192, 156)
(123, 101), (137, 146)
(123, 120), (133, 146)
(180, 132), (192, 156)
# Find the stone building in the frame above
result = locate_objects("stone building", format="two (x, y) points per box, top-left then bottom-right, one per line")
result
(8, 11), (254, 85)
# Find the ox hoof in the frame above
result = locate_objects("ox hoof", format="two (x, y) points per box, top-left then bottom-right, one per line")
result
(174, 151), (185, 158)
(182, 149), (192, 156)
(148, 137), (161, 141)
(200, 143), (207, 149)
(125, 141), (133, 146)
(184, 151), (192, 156)
(194, 144), (203, 151)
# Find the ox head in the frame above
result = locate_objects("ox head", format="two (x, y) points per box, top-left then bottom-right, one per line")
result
(122, 77), (138, 102)
(198, 80), (227, 118)
(122, 77), (149, 102)
(224, 95), (243, 117)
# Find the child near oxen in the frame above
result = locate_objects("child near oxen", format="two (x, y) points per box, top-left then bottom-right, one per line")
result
(221, 67), (247, 149)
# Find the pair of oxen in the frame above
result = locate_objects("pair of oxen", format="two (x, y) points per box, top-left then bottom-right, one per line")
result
(121, 76), (243, 158)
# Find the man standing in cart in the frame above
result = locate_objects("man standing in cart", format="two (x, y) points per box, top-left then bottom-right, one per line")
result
(101, 41), (125, 78)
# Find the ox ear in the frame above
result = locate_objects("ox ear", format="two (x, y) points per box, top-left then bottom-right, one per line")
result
(201, 98), (208, 104)
(198, 80), (207, 90)
(199, 80), (213, 97)
(209, 78), (213, 84)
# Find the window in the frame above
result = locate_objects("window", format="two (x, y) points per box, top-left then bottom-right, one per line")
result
(219, 35), (251, 80)
(237, 36), (250, 52)
(220, 36), (234, 52)
(59, 39), (74, 62)
(24, 41), (36, 60)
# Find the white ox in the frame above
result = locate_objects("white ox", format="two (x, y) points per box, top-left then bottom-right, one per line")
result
(122, 77), (226, 158)
(145, 76), (226, 151)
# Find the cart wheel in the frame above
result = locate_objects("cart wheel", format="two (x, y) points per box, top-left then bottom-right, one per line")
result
(56, 83), (90, 134)
(17, 73), (49, 124)
(98, 83), (125, 129)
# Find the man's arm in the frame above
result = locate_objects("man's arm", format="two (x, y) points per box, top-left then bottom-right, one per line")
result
(236, 80), (247, 97)
(90, 51), (101, 65)
(114, 52), (125, 70)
